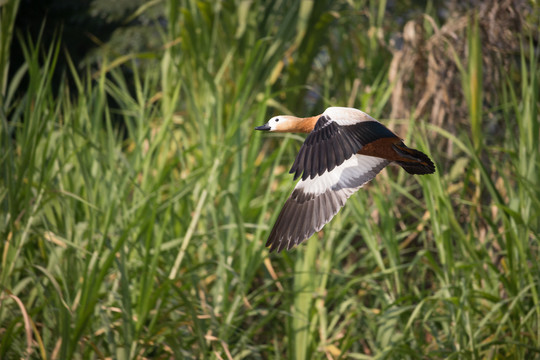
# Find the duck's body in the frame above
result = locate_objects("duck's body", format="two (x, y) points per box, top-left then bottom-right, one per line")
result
(255, 107), (435, 252)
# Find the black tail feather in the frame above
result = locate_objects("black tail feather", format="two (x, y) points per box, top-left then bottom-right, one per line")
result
(393, 144), (436, 175)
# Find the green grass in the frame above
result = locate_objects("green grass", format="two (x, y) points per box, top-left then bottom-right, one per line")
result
(1, 1), (539, 359)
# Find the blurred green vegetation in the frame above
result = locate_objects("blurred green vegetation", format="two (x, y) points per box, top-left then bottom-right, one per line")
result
(1, 0), (539, 359)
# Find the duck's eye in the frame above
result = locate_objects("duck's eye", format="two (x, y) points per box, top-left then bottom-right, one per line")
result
(275, 118), (280, 122)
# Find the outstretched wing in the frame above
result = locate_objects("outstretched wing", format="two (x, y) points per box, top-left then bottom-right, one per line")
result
(267, 154), (389, 252)
(289, 112), (398, 181)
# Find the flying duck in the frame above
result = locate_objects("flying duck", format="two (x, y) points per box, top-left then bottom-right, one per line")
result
(255, 106), (435, 252)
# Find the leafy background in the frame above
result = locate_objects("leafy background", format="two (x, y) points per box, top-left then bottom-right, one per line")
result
(1, 0), (539, 358)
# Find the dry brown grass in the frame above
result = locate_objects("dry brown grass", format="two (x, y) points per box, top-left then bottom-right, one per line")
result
(388, 0), (535, 152)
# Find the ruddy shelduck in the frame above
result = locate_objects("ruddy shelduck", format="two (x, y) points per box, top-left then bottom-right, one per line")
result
(255, 106), (435, 252)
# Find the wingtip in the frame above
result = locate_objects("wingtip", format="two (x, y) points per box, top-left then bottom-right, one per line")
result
(266, 236), (279, 253)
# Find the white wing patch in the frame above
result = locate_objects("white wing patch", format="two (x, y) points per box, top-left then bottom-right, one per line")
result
(296, 155), (387, 197)
(323, 107), (379, 126)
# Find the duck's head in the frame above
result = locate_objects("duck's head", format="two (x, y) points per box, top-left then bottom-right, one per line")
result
(255, 115), (295, 132)
(255, 115), (318, 133)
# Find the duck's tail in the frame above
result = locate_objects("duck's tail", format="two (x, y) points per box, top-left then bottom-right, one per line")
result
(392, 143), (436, 175)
